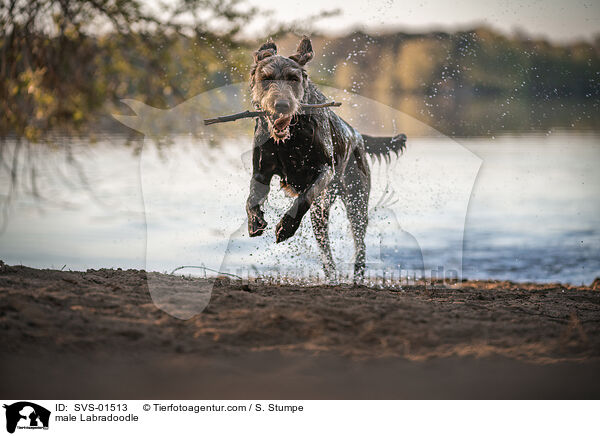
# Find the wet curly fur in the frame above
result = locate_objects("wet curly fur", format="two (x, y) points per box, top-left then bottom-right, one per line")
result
(246, 36), (406, 281)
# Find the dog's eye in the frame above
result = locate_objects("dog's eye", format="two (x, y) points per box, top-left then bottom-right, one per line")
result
(286, 75), (300, 82)
(261, 75), (273, 81)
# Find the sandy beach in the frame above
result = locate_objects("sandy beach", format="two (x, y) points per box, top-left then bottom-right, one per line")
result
(1, 261), (599, 399)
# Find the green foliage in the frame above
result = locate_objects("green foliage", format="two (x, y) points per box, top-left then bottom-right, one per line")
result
(0, 0), (255, 139)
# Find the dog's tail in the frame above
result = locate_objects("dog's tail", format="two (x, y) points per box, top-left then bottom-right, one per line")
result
(362, 133), (407, 162)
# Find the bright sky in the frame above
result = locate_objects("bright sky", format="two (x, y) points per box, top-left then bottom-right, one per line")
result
(242, 0), (600, 43)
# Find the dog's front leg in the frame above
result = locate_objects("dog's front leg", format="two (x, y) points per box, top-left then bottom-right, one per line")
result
(276, 165), (334, 243)
(247, 172), (272, 237)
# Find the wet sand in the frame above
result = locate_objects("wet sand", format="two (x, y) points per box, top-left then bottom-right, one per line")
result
(1, 262), (599, 399)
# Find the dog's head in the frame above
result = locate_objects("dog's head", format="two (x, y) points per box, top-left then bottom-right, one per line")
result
(250, 36), (314, 142)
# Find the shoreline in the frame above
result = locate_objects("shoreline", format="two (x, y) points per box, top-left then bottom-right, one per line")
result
(1, 262), (599, 398)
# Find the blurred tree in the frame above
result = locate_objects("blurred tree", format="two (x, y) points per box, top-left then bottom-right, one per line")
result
(0, 0), (598, 140)
(0, 0), (259, 139)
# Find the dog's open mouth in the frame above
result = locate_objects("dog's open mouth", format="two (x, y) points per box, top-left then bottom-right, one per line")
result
(267, 114), (292, 142)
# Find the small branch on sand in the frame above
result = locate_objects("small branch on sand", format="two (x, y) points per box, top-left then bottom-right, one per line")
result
(203, 101), (342, 125)
(170, 265), (243, 280)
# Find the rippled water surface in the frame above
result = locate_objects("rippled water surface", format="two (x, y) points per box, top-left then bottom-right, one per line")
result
(0, 132), (598, 285)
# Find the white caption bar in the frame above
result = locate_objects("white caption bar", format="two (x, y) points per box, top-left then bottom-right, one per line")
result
(1, 400), (597, 436)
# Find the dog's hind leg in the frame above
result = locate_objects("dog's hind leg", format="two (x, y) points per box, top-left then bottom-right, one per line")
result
(310, 189), (336, 280)
(341, 155), (370, 282)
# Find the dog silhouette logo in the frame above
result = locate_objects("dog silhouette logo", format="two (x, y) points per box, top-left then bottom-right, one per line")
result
(3, 402), (50, 433)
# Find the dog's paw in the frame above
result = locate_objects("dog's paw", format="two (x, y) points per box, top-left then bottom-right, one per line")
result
(275, 214), (301, 243)
(248, 214), (268, 237)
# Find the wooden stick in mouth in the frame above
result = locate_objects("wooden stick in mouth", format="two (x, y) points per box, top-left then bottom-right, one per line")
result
(203, 101), (342, 125)
(300, 101), (342, 109)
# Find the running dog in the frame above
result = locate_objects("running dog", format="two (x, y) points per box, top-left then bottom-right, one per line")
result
(246, 36), (406, 280)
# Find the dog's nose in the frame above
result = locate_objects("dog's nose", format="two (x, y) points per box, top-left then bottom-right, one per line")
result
(274, 100), (291, 113)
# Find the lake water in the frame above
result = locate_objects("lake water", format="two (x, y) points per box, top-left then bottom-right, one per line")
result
(0, 130), (598, 285)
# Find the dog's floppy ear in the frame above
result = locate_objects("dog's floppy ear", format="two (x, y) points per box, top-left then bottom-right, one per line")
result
(254, 39), (277, 63)
(289, 35), (314, 66)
